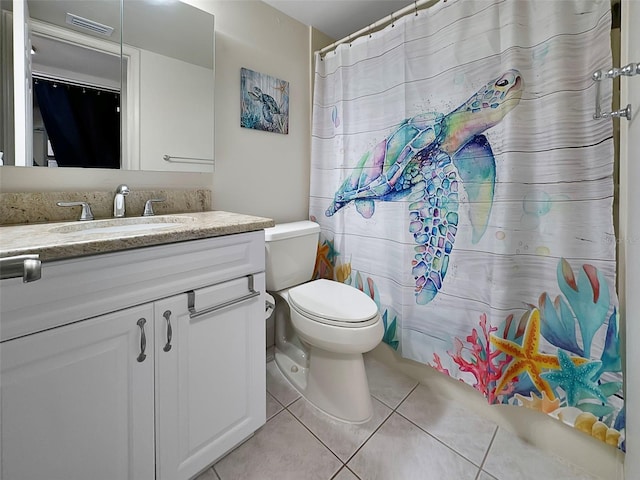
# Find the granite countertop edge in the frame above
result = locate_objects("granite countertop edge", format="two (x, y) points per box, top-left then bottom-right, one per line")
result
(0, 211), (275, 262)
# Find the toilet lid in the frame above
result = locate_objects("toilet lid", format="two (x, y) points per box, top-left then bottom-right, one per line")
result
(288, 279), (379, 326)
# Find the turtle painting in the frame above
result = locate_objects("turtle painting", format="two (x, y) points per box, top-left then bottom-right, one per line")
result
(249, 86), (281, 124)
(325, 70), (524, 305)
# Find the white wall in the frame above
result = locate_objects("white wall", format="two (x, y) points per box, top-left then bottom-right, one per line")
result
(194, 0), (311, 222)
(0, 0), (312, 223)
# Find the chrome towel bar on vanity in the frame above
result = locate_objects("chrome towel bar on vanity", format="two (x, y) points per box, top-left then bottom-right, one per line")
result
(187, 275), (260, 319)
(0, 255), (42, 283)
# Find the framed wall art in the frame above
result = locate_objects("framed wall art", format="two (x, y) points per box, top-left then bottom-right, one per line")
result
(240, 68), (289, 134)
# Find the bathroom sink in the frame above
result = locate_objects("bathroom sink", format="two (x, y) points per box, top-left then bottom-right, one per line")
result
(50, 215), (196, 235)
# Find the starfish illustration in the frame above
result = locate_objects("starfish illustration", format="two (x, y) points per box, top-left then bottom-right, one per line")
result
(540, 349), (607, 406)
(490, 308), (588, 399)
(274, 80), (288, 98)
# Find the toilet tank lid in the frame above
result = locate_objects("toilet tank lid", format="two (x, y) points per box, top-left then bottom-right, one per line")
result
(264, 221), (320, 241)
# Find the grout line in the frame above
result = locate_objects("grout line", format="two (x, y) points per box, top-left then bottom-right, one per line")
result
(392, 383), (419, 411)
(346, 465), (363, 479)
(211, 465), (222, 480)
(266, 391), (286, 413)
(332, 465), (364, 480)
(285, 402), (345, 466)
(342, 408), (394, 465)
(394, 408), (484, 468)
(370, 381), (419, 411)
(475, 425), (499, 480)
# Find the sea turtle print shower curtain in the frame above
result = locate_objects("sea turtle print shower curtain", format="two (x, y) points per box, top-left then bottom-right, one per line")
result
(310, 0), (624, 450)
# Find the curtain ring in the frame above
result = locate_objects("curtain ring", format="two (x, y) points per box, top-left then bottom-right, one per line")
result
(415, 1), (418, 16)
(391, 13), (395, 27)
(368, 24), (373, 38)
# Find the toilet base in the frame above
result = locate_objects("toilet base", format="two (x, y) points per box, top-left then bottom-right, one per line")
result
(275, 346), (373, 424)
(275, 349), (308, 392)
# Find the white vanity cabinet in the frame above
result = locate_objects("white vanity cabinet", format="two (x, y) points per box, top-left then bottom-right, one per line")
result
(155, 278), (266, 480)
(1, 303), (156, 480)
(0, 231), (267, 480)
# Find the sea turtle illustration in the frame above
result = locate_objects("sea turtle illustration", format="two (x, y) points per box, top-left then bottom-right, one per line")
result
(325, 70), (524, 305)
(249, 86), (281, 124)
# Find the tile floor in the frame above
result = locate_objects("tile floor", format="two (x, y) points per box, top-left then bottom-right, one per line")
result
(196, 354), (604, 480)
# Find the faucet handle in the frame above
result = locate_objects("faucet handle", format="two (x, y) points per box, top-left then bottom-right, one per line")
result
(57, 201), (94, 221)
(142, 198), (166, 217)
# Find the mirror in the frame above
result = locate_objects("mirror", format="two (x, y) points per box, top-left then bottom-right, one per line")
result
(0, 0), (215, 172)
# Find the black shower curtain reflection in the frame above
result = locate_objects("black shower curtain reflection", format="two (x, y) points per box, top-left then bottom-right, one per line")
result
(34, 80), (120, 168)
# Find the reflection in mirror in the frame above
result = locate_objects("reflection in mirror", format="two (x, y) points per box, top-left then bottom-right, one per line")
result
(0, 0), (215, 173)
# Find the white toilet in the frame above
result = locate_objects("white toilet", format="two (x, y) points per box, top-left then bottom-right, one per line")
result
(264, 220), (384, 423)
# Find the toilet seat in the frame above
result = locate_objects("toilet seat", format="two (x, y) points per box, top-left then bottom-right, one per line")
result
(288, 279), (380, 328)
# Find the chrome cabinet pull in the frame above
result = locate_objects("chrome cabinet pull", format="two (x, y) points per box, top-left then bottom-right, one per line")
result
(137, 318), (147, 362)
(162, 310), (173, 352)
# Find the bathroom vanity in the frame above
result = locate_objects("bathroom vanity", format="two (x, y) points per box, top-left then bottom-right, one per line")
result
(0, 211), (274, 480)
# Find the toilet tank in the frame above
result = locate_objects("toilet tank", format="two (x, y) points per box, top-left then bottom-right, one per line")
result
(264, 221), (321, 291)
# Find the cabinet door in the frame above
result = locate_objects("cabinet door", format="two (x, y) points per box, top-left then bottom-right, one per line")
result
(156, 275), (266, 480)
(0, 304), (155, 480)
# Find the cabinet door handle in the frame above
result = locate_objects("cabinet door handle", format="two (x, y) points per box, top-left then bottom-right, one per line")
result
(162, 310), (173, 352)
(137, 318), (147, 362)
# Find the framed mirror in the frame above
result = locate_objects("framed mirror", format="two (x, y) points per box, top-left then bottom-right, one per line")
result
(0, 0), (215, 173)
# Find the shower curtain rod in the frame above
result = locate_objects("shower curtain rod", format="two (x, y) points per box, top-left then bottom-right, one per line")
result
(318, 0), (441, 57)
(32, 72), (120, 94)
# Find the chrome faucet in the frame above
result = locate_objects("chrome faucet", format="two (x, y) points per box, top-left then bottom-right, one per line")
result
(113, 184), (130, 218)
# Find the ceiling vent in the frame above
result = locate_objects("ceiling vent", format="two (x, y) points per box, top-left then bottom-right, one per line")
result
(65, 13), (114, 37)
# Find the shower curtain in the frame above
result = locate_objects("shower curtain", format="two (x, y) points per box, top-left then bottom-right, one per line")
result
(310, 0), (624, 451)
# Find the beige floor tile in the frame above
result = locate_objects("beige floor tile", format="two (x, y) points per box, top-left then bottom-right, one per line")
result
(214, 410), (342, 480)
(266, 392), (283, 420)
(347, 413), (478, 480)
(288, 396), (392, 461)
(364, 354), (418, 409)
(483, 427), (604, 480)
(477, 471), (498, 480)
(266, 360), (300, 406)
(396, 384), (497, 465)
(193, 467), (220, 480)
(332, 466), (360, 480)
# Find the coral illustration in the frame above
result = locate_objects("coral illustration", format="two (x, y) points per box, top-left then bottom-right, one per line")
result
(381, 310), (399, 350)
(447, 313), (514, 402)
(556, 259), (610, 358)
(313, 238), (338, 280)
(514, 391), (560, 414)
(431, 353), (450, 376)
(349, 271), (400, 351)
(335, 262), (351, 283)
